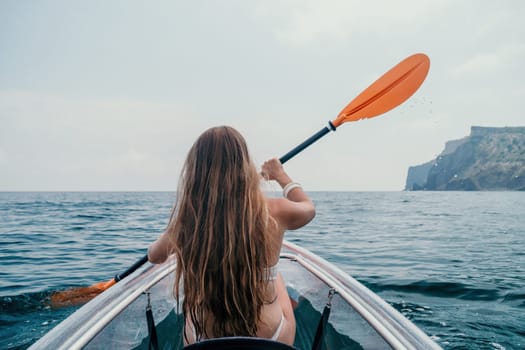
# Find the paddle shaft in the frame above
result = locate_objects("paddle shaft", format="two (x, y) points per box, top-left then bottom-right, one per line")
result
(115, 254), (149, 282)
(279, 121), (336, 164)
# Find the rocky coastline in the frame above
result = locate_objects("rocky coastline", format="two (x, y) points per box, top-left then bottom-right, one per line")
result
(405, 126), (525, 191)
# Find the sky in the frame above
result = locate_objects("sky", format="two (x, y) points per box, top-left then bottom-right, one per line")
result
(1, 0), (524, 191)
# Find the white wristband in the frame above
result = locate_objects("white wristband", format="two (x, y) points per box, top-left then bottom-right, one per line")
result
(283, 182), (302, 198)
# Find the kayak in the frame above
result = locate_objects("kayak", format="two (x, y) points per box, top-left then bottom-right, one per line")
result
(29, 241), (442, 350)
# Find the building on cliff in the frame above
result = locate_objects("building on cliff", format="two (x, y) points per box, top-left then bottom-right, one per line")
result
(405, 126), (525, 191)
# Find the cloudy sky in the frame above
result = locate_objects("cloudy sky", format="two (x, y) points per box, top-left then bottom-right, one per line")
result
(1, 1), (523, 191)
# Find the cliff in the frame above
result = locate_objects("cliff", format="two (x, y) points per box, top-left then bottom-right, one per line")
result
(405, 126), (525, 191)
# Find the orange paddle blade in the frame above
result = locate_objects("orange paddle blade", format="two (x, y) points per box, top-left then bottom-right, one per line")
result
(50, 279), (116, 308)
(332, 53), (430, 127)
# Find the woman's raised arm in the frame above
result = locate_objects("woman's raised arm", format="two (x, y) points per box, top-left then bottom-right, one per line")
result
(261, 158), (315, 230)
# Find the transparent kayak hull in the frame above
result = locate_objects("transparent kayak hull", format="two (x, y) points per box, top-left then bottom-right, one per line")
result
(29, 241), (441, 350)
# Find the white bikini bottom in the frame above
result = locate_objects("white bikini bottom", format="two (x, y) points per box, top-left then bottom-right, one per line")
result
(270, 313), (285, 341)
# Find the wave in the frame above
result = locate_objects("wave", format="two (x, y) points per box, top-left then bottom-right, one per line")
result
(0, 291), (52, 315)
(73, 214), (111, 219)
(502, 291), (525, 301)
(365, 280), (504, 301)
(502, 291), (525, 308)
(0, 291), (79, 350)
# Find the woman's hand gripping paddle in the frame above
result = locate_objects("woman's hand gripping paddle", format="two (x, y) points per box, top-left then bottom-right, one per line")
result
(50, 255), (148, 307)
(279, 53), (430, 164)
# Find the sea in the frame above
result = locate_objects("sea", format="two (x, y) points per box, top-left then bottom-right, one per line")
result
(0, 191), (523, 350)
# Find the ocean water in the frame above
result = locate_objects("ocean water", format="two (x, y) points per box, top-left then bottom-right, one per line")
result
(0, 191), (523, 350)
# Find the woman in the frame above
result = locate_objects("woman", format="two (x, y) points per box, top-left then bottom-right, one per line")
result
(148, 126), (315, 346)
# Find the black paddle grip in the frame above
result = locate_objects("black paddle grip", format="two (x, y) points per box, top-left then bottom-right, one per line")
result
(115, 254), (149, 282)
(279, 121), (336, 164)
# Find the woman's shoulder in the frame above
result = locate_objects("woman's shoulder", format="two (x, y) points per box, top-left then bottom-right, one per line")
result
(265, 197), (288, 228)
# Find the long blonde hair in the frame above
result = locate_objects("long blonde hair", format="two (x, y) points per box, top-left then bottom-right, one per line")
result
(167, 126), (272, 340)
